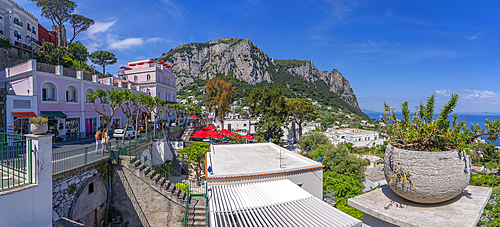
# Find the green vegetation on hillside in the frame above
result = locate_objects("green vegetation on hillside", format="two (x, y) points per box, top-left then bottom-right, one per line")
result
(275, 59), (310, 68)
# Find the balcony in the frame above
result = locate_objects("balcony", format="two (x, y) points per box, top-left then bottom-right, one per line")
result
(32, 30), (36, 35)
(14, 33), (21, 40)
(27, 27), (31, 32)
(0, 30), (3, 35)
(30, 37), (42, 46)
(13, 19), (23, 27)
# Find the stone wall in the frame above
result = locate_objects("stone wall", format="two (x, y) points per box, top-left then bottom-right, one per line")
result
(0, 48), (27, 71)
(52, 168), (100, 218)
(112, 165), (184, 227)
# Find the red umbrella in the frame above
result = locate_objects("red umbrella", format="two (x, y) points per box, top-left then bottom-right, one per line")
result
(124, 67), (132, 70)
(245, 135), (255, 140)
(119, 66), (126, 69)
(165, 65), (172, 68)
(147, 60), (154, 63)
(210, 133), (224, 139)
(158, 61), (165, 64)
(207, 130), (218, 137)
(203, 125), (217, 130)
(191, 134), (206, 139)
(189, 116), (200, 119)
(138, 62), (145, 65)
(129, 63), (136, 66)
(219, 129), (233, 136)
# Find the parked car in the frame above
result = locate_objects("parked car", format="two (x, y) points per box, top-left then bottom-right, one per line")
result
(113, 127), (140, 138)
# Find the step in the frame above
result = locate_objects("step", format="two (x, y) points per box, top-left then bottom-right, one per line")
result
(158, 177), (166, 186)
(188, 210), (206, 216)
(186, 221), (205, 227)
(144, 166), (151, 175)
(188, 216), (206, 222)
(165, 181), (172, 190)
(139, 163), (147, 171)
(133, 159), (143, 168)
(130, 157), (138, 163)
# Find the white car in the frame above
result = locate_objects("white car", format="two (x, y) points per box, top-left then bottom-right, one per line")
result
(113, 127), (140, 138)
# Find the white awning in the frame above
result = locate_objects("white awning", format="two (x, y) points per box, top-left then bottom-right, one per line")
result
(208, 179), (362, 227)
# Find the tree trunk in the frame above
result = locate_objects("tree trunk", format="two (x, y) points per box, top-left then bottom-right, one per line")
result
(121, 116), (131, 144)
(134, 112), (140, 140)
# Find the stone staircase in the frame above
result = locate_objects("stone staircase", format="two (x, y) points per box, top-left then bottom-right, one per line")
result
(121, 157), (187, 205)
(186, 197), (206, 227)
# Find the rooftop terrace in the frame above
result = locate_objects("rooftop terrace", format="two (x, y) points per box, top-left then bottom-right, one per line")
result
(206, 143), (322, 179)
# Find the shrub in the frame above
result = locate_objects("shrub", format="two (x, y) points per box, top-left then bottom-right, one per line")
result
(28, 116), (48, 126)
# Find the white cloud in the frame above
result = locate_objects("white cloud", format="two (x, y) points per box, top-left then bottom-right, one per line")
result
(86, 20), (117, 39)
(463, 89), (499, 99)
(435, 88), (452, 97)
(107, 35), (164, 51)
(324, 0), (358, 19)
(86, 43), (100, 53)
(468, 32), (483, 40)
(160, 0), (188, 20)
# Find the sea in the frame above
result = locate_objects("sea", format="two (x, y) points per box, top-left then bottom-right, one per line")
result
(366, 113), (500, 146)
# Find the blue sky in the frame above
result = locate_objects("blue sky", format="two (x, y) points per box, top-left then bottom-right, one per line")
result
(18, 0), (500, 114)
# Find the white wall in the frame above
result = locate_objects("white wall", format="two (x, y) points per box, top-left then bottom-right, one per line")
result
(0, 134), (53, 227)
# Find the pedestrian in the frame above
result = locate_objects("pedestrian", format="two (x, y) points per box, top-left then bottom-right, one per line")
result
(101, 128), (109, 154)
(95, 127), (102, 154)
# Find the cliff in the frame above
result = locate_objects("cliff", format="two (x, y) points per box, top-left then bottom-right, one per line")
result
(156, 38), (362, 113)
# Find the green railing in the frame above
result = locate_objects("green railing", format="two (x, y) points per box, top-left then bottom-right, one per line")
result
(52, 127), (178, 175)
(183, 185), (191, 227)
(0, 133), (33, 191)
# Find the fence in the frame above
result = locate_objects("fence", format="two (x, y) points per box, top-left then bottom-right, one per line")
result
(0, 133), (33, 191)
(52, 126), (186, 175)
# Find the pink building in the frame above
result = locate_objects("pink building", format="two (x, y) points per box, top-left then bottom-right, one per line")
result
(0, 58), (177, 140)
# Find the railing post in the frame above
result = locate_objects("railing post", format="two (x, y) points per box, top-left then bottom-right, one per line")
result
(84, 147), (88, 164)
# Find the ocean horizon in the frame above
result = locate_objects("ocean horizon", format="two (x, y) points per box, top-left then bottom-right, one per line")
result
(366, 113), (500, 146)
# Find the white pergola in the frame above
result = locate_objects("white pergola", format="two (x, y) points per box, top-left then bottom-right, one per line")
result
(208, 179), (362, 227)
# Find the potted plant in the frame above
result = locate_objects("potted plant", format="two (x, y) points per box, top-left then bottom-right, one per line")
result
(29, 116), (48, 135)
(47, 98), (53, 101)
(381, 94), (500, 204)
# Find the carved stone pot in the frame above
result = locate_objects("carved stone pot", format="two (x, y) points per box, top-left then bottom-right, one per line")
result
(384, 143), (471, 204)
(30, 124), (48, 135)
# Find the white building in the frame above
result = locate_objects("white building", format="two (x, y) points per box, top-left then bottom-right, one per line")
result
(326, 128), (385, 148)
(0, 0), (41, 53)
(221, 119), (258, 134)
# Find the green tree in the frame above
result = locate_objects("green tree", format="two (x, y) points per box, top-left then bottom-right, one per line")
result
(68, 41), (89, 63)
(119, 91), (139, 143)
(86, 88), (125, 130)
(138, 93), (154, 135)
(287, 98), (319, 138)
(151, 96), (166, 135)
(89, 50), (117, 75)
(30, 0), (77, 47)
(246, 87), (289, 145)
(298, 131), (331, 158)
(68, 14), (94, 46)
(205, 77), (235, 130)
(177, 142), (209, 186)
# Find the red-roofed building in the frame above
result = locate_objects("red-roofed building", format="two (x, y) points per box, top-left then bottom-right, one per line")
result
(38, 24), (57, 47)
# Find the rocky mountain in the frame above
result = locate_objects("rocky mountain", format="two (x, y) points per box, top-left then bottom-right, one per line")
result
(155, 38), (364, 116)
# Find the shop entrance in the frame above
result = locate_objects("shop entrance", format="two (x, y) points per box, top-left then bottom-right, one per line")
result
(65, 118), (80, 139)
(85, 118), (97, 137)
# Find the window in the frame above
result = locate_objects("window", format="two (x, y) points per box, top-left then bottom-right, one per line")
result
(86, 88), (94, 103)
(146, 74), (151, 81)
(134, 76), (138, 83)
(88, 182), (94, 194)
(66, 85), (78, 102)
(41, 82), (57, 101)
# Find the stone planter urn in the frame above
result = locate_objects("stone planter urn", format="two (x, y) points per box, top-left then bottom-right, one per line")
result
(30, 123), (48, 135)
(384, 143), (471, 204)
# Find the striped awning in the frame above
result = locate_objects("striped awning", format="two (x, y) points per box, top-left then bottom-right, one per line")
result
(208, 179), (362, 227)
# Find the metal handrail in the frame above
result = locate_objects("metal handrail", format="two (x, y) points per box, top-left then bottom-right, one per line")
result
(0, 133), (32, 191)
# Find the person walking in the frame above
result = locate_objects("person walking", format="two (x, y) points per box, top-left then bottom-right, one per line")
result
(95, 127), (102, 154)
(101, 128), (109, 154)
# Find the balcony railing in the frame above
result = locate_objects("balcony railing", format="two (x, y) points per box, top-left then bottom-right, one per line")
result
(32, 30), (36, 35)
(13, 20), (22, 27)
(30, 37), (42, 46)
(14, 33), (21, 40)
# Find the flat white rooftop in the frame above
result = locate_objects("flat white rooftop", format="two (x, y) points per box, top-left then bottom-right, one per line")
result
(208, 179), (362, 227)
(206, 143), (322, 179)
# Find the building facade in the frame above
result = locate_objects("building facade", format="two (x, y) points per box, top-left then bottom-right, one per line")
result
(37, 23), (57, 47)
(325, 128), (385, 148)
(118, 59), (177, 104)
(0, 58), (177, 140)
(0, 0), (42, 56)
